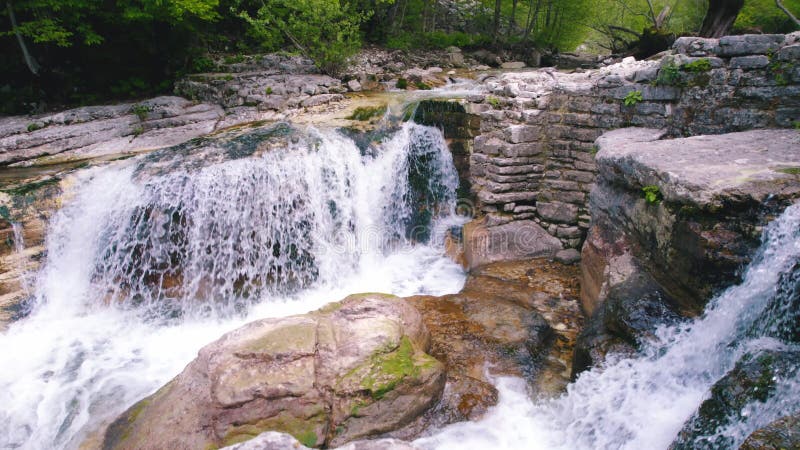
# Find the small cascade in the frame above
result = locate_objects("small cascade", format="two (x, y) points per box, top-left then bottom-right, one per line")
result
(10, 222), (32, 296)
(0, 120), (468, 450)
(416, 201), (800, 450)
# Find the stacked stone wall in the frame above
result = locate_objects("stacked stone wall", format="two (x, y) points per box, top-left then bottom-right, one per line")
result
(467, 32), (800, 249)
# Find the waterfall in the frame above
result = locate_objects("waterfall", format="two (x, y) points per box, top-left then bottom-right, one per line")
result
(416, 201), (800, 450)
(0, 122), (467, 450)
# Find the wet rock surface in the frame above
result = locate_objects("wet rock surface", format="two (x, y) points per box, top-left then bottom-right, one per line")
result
(406, 258), (582, 420)
(576, 127), (800, 376)
(670, 350), (800, 450)
(740, 413), (800, 450)
(102, 294), (445, 449)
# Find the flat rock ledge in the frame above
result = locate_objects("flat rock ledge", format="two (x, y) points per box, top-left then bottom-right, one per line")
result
(575, 127), (800, 375)
(596, 128), (800, 208)
(101, 294), (444, 450)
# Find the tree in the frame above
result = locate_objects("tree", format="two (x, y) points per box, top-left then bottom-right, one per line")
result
(237, 0), (372, 75)
(2, 0), (219, 75)
(699, 0), (745, 37)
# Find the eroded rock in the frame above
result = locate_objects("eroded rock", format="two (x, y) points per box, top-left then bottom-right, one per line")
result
(102, 294), (445, 449)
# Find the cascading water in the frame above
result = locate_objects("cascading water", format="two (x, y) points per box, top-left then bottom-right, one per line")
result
(416, 201), (800, 450)
(0, 121), (467, 450)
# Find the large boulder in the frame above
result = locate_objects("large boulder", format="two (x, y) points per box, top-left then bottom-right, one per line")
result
(575, 128), (800, 375)
(101, 294), (445, 449)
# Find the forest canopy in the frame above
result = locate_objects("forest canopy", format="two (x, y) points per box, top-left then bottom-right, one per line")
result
(1, 0), (799, 113)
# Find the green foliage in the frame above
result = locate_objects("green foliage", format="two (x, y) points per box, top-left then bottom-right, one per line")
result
(682, 58), (712, 73)
(656, 61), (682, 86)
(26, 123), (42, 132)
(223, 54), (246, 64)
(396, 78), (409, 90)
(348, 105), (387, 121)
(191, 56), (216, 73)
(111, 77), (150, 97)
(768, 60), (794, 86)
(130, 104), (151, 121)
(623, 90), (643, 107)
(735, 0), (800, 33)
(236, 0), (369, 75)
(131, 125), (145, 136)
(3, 0), (219, 48)
(642, 185), (662, 204)
(486, 95), (502, 109)
(265, 86), (273, 95)
(794, 121), (800, 130)
(415, 81), (432, 90)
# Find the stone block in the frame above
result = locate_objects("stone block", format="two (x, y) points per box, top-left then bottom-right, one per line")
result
(729, 55), (770, 69)
(537, 201), (579, 224)
(718, 34), (784, 57)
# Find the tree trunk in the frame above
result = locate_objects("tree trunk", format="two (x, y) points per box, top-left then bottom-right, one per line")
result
(507, 0), (517, 37)
(699, 0), (744, 38)
(6, 1), (41, 75)
(493, 0), (502, 45)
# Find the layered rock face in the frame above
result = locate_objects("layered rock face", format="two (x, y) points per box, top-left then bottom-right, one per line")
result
(467, 32), (800, 250)
(102, 294), (445, 449)
(574, 127), (800, 374)
(0, 97), (224, 166)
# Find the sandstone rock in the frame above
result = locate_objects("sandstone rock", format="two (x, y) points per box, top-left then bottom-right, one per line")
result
(102, 294), (445, 449)
(462, 217), (562, 269)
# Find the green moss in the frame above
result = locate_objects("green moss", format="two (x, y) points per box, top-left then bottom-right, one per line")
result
(777, 167), (800, 175)
(265, 86), (273, 95)
(222, 412), (324, 448)
(768, 61), (794, 86)
(119, 399), (151, 442)
(26, 122), (42, 132)
(682, 58), (712, 73)
(623, 90), (643, 107)
(486, 95), (501, 109)
(347, 105), (387, 121)
(415, 81), (432, 90)
(296, 430), (319, 447)
(1, 178), (60, 197)
(396, 78), (408, 89)
(132, 125), (144, 136)
(642, 185), (662, 204)
(361, 336), (419, 400)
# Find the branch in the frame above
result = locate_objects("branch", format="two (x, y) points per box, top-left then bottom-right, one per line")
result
(776, 0), (800, 27)
(6, 1), (40, 75)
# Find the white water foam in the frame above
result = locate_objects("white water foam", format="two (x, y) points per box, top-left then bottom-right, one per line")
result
(416, 201), (800, 450)
(0, 122), (467, 450)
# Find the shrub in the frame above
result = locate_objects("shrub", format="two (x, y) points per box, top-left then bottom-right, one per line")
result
(656, 61), (681, 86)
(642, 185), (662, 203)
(130, 104), (151, 121)
(26, 123), (42, 132)
(396, 78), (409, 90)
(682, 58), (712, 73)
(623, 90), (643, 107)
(265, 86), (273, 95)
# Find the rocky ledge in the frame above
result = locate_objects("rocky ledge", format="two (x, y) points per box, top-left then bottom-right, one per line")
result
(98, 258), (581, 449)
(576, 127), (800, 374)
